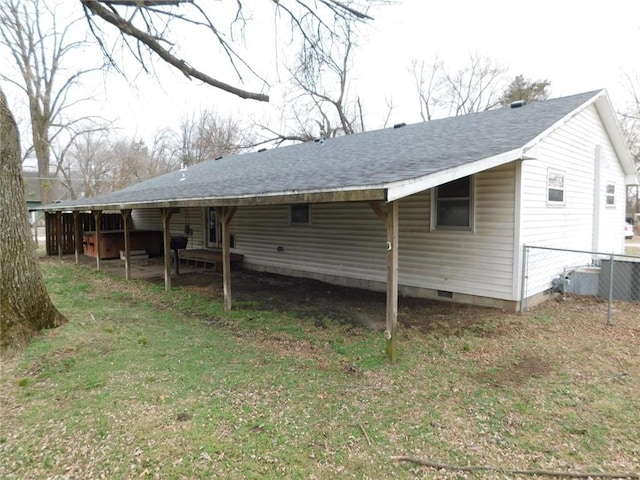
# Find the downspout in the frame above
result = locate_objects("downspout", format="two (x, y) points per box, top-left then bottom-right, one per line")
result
(592, 145), (601, 253)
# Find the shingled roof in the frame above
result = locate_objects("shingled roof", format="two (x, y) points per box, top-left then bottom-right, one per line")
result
(41, 89), (634, 211)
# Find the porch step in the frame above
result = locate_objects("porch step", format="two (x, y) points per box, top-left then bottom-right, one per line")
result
(120, 250), (149, 260)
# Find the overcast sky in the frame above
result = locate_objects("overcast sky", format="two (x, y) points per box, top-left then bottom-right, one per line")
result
(92, 0), (639, 143)
(6, 0), (640, 146)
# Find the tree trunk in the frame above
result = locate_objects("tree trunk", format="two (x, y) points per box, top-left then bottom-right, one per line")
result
(30, 102), (52, 205)
(0, 89), (66, 356)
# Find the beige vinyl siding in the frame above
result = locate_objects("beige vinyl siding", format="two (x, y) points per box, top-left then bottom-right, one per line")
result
(234, 203), (387, 282)
(234, 163), (517, 301)
(131, 207), (205, 249)
(400, 164), (515, 299)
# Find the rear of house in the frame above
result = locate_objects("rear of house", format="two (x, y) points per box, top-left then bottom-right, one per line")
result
(41, 90), (638, 311)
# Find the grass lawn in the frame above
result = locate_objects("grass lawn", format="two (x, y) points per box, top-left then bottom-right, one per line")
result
(1, 260), (639, 479)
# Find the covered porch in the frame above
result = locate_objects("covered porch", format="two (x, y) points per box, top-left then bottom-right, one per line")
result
(40, 193), (402, 362)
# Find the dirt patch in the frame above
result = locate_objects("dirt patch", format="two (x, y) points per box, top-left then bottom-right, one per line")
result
(26, 346), (80, 377)
(47, 257), (639, 342)
(477, 352), (553, 388)
(143, 268), (515, 335)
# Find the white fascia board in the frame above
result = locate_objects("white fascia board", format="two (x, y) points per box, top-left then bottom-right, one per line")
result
(593, 94), (639, 185)
(626, 173), (640, 185)
(386, 147), (524, 202)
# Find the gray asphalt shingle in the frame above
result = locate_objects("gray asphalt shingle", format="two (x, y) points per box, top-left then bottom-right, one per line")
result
(49, 90), (600, 209)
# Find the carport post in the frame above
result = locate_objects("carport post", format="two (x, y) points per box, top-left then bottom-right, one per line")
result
(122, 209), (132, 280)
(73, 211), (80, 264)
(386, 200), (399, 363)
(93, 210), (102, 271)
(215, 206), (237, 311)
(56, 211), (63, 259)
(161, 208), (173, 292)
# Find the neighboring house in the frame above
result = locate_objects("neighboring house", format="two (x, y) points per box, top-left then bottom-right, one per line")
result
(23, 171), (43, 225)
(24, 170), (65, 225)
(39, 90), (639, 311)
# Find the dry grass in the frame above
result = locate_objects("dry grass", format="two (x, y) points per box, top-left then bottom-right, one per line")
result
(1, 260), (639, 479)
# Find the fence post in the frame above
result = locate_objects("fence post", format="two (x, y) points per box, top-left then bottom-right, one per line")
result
(520, 245), (529, 313)
(607, 253), (614, 326)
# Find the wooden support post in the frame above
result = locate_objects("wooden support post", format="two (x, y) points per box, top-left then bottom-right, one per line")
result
(56, 212), (63, 259)
(93, 210), (102, 271)
(386, 201), (399, 363)
(161, 208), (173, 292)
(73, 211), (80, 264)
(122, 209), (132, 281)
(215, 206), (237, 311)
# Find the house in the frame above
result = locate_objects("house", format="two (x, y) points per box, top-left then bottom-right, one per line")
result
(23, 170), (66, 226)
(23, 171), (45, 225)
(38, 90), (638, 358)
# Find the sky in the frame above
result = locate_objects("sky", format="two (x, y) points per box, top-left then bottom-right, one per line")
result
(5, 0), (640, 147)
(91, 0), (640, 143)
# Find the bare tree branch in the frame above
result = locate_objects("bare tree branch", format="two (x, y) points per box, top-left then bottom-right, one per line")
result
(412, 53), (508, 120)
(81, 0), (269, 101)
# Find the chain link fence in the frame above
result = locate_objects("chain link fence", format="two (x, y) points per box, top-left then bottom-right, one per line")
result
(521, 245), (640, 324)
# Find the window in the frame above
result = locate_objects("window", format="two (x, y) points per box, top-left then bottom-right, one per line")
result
(206, 207), (218, 247)
(206, 207), (235, 247)
(547, 169), (565, 204)
(290, 204), (310, 224)
(606, 183), (616, 207)
(434, 176), (472, 229)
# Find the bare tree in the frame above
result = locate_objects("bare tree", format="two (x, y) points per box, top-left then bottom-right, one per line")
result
(177, 109), (248, 166)
(255, 11), (375, 146)
(60, 129), (182, 198)
(59, 130), (110, 198)
(289, 17), (360, 137)
(1, 88), (66, 355)
(412, 53), (508, 120)
(147, 127), (182, 174)
(0, 0), (103, 204)
(443, 53), (507, 116)
(411, 57), (446, 122)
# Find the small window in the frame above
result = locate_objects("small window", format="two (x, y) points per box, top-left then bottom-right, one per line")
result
(606, 183), (615, 207)
(290, 204), (310, 224)
(547, 169), (565, 204)
(434, 176), (472, 229)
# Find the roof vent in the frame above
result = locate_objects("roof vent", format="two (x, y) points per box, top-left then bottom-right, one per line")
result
(510, 100), (526, 109)
(258, 148), (267, 152)
(393, 122), (406, 129)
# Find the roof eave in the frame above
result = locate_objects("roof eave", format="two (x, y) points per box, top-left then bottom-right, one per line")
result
(35, 187), (388, 212)
(386, 147), (525, 202)
(593, 94), (639, 185)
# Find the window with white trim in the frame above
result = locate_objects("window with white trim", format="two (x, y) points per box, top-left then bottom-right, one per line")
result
(206, 207), (235, 247)
(290, 204), (310, 224)
(547, 169), (565, 204)
(433, 176), (473, 229)
(605, 183), (616, 207)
